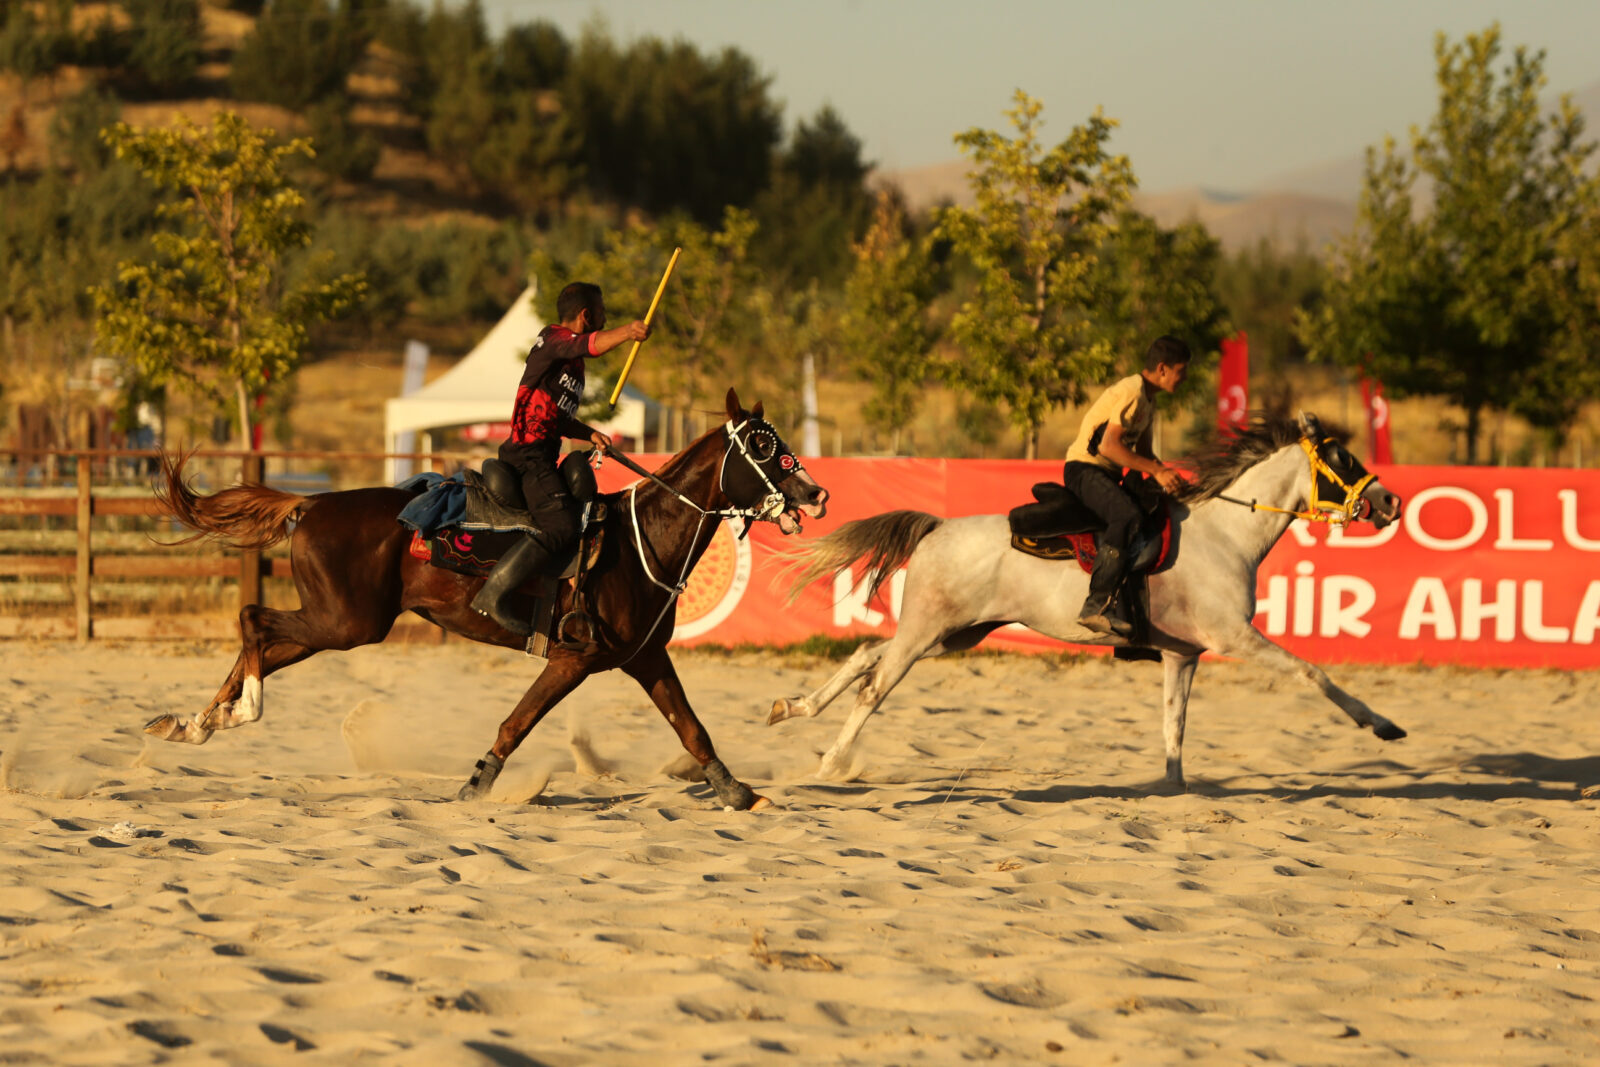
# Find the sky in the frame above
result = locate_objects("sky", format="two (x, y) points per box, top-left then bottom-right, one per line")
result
(473, 0), (1600, 196)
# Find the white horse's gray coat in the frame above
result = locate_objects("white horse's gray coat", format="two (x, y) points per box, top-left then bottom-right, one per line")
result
(772, 413), (1406, 786)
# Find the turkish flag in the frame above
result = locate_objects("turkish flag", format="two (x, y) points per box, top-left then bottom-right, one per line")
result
(1216, 332), (1248, 433)
(1359, 370), (1394, 465)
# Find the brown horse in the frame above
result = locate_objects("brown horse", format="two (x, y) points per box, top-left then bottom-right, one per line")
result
(145, 389), (829, 809)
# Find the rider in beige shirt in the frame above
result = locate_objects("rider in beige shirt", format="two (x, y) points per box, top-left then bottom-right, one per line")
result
(1061, 336), (1190, 637)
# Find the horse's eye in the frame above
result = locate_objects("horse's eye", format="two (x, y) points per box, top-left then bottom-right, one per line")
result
(749, 432), (776, 463)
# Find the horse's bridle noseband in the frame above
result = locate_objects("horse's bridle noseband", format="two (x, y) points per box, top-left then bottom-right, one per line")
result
(615, 417), (805, 659)
(1219, 436), (1376, 527)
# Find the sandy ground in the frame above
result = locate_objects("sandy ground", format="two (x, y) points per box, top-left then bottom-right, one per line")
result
(1, 639), (1598, 1065)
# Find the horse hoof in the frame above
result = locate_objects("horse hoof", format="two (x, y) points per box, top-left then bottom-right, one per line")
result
(458, 752), (504, 800)
(1373, 721), (1407, 741)
(768, 698), (803, 725)
(749, 795), (775, 812)
(144, 714), (211, 745)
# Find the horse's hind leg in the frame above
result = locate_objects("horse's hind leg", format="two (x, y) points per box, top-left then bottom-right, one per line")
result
(145, 605), (319, 743)
(769, 640), (886, 724)
(817, 621), (949, 781)
(1212, 626), (1405, 741)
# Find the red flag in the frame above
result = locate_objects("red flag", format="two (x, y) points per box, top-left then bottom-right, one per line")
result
(1358, 369), (1394, 465)
(1216, 331), (1248, 433)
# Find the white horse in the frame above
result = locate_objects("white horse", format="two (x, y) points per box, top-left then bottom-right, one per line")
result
(771, 411), (1406, 788)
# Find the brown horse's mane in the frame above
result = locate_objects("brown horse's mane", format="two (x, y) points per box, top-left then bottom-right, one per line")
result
(1173, 407), (1352, 504)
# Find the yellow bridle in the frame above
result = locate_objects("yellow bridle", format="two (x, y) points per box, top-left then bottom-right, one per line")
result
(1218, 436), (1376, 527)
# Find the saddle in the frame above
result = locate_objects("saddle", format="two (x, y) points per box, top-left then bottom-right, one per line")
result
(1006, 471), (1172, 573)
(1007, 472), (1172, 657)
(404, 453), (609, 657)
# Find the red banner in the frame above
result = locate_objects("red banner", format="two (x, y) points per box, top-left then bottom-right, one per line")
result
(596, 456), (1600, 669)
(1359, 374), (1394, 464)
(1217, 332), (1249, 433)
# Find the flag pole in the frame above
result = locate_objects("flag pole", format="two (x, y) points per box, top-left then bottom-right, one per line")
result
(609, 246), (681, 408)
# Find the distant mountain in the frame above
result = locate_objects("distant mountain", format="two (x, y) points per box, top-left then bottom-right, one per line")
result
(874, 162), (1355, 251)
(878, 77), (1600, 254)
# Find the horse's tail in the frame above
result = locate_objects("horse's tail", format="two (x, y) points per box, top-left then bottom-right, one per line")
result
(781, 510), (944, 604)
(152, 450), (311, 551)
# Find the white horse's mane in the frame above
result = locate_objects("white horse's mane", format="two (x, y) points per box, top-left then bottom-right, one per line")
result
(1175, 408), (1352, 504)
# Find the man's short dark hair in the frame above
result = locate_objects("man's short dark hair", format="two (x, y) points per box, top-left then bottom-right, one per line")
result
(1144, 335), (1192, 371)
(556, 282), (604, 324)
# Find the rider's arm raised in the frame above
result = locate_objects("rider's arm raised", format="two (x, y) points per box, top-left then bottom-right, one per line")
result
(584, 320), (651, 357)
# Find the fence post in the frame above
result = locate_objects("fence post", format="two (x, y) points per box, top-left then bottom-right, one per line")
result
(240, 452), (263, 609)
(76, 453), (91, 642)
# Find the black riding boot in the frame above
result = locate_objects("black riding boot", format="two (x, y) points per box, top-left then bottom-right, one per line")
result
(1078, 544), (1134, 637)
(470, 536), (550, 637)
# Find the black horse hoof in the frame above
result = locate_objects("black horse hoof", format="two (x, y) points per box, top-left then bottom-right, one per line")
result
(458, 752), (504, 800)
(1373, 721), (1407, 741)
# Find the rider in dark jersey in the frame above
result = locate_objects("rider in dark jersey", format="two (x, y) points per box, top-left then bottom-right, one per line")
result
(471, 282), (649, 635)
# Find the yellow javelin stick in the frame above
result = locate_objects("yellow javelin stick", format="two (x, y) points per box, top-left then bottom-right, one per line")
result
(609, 246), (681, 407)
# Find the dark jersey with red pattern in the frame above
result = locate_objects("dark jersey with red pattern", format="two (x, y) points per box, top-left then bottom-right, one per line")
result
(497, 324), (600, 466)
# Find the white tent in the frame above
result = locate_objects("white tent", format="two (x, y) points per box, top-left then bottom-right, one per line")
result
(383, 284), (659, 482)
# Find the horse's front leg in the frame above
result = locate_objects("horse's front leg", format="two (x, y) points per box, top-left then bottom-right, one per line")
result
(458, 655), (588, 800)
(1209, 626), (1406, 741)
(625, 646), (767, 811)
(769, 640), (885, 724)
(1160, 650), (1200, 789)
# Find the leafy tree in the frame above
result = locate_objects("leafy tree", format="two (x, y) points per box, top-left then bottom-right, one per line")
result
(564, 30), (782, 222)
(842, 191), (936, 451)
(1296, 25), (1600, 461)
(500, 19), (570, 91)
(540, 207), (762, 430)
(231, 0), (372, 111)
(935, 90), (1134, 457)
(1095, 208), (1228, 370)
(122, 0), (202, 96)
(91, 113), (365, 447)
(756, 104), (874, 287)
(303, 94), (381, 183)
(1215, 238), (1325, 371)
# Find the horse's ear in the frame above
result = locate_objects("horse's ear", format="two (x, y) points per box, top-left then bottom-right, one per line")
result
(1296, 411), (1320, 437)
(751, 400), (764, 420)
(725, 388), (742, 422)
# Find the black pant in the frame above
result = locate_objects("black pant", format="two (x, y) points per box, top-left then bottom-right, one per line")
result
(514, 453), (580, 553)
(1061, 462), (1139, 550)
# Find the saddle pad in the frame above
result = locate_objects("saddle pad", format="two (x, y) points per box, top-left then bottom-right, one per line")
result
(1009, 510), (1173, 574)
(408, 502), (607, 582)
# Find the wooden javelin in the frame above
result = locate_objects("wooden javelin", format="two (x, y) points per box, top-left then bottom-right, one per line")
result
(609, 246), (681, 407)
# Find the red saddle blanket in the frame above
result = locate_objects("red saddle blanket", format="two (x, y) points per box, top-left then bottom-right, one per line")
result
(1010, 509), (1174, 574)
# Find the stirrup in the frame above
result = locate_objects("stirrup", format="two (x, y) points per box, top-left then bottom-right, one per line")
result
(555, 610), (599, 653)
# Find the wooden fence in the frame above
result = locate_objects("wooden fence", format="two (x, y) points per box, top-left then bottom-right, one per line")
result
(0, 448), (473, 642)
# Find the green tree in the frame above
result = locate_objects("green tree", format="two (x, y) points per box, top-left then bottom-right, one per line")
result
(756, 104), (874, 287)
(1215, 238), (1325, 371)
(1296, 25), (1600, 461)
(843, 191), (936, 451)
(1096, 208), (1228, 370)
(91, 113), (365, 447)
(122, 0), (202, 96)
(230, 0), (372, 111)
(935, 90), (1135, 457)
(539, 207), (762, 436)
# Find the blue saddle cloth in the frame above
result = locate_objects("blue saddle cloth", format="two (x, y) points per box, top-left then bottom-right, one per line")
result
(396, 472), (539, 537)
